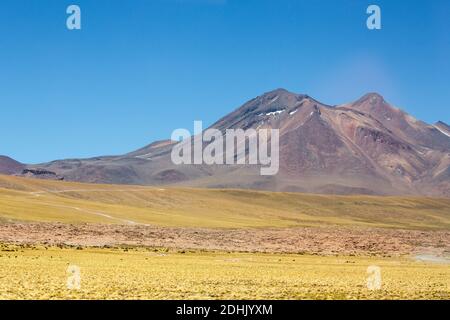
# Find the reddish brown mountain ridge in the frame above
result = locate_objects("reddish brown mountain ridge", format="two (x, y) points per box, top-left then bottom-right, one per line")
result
(2, 89), (449, 197)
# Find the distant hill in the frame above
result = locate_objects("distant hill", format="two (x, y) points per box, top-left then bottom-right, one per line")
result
(0, 156), (24, 175)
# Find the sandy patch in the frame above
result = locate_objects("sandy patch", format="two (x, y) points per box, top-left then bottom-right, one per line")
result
(0, 222), (448, 257)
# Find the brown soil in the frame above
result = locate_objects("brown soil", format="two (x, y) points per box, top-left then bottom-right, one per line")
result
(0, 222), (449, 257)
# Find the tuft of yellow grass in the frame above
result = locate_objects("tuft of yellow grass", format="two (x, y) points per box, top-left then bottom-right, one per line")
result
(0, 244), (448, 300)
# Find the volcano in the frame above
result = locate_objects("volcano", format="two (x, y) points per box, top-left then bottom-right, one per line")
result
(6, 89), (450, 197)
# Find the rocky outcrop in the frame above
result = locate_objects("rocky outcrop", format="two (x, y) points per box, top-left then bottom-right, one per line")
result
(21, 169), (64, 180)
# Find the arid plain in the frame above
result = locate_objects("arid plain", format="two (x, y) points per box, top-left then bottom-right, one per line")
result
(0, 175), (449, 299)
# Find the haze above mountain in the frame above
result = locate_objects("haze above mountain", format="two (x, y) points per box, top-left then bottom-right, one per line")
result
(2, 89), (449, 197)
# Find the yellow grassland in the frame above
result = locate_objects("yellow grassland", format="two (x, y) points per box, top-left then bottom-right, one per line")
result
(0, 175), (449, 229)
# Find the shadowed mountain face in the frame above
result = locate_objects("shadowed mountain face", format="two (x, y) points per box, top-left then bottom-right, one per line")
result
(7, 89), (450, 197)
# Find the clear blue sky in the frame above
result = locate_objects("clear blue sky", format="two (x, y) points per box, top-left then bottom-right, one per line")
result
(0, 0), (449, 163)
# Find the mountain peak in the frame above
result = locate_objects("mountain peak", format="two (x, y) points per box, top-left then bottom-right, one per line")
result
(264, 88), (291, 95)
(259, 88), (313, 105)
(357, 92), (385, 104)
(349, 92), (396, 115)
(434, 121), (450, 137)
(259, 88), (301, 100)
(436, 121), (449, 127)
(209, 88), (315, 131)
